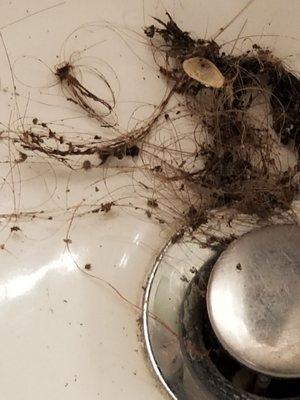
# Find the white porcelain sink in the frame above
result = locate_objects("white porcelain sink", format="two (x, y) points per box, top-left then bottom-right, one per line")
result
(0, 1), (299, 399)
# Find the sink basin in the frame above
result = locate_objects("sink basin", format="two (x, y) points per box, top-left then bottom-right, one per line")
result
(0, 1), (299, 399)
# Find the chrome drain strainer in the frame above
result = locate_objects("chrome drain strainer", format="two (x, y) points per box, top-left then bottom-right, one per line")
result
(142, 234), (213, 400)
(143, 224), (300, 399)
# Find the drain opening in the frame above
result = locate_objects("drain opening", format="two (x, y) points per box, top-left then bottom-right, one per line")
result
(202, 303), (300, 398)
(180, 256), (300, 400)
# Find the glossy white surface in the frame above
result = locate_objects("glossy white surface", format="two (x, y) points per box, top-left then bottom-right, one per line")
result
(0, 1), (299, 399)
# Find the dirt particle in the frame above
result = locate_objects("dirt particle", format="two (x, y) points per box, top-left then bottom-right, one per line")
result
(145, 210), (151, 218)
(236, 263), (242, 271)
(101, 202), (114, 213)
(10, 226), (21, 232)
(126, 145), (140, 157)
(147, 198), (158, 208)
(180, 275), (189, 282)
(144, 25), (155, 38)
(83, 160), (92, 170)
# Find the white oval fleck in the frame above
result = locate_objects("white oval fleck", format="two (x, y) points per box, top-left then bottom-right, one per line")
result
(183, 57), (225, 88)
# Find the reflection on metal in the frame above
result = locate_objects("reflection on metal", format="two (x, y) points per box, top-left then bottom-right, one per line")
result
(142, 235), (215, 399)
(142, 241), (177, 400)
(207, 224), (300, 378)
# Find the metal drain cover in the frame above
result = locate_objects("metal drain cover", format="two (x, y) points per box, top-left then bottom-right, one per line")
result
(143, 224), (300, 399)
(207, 224), (300, 378)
